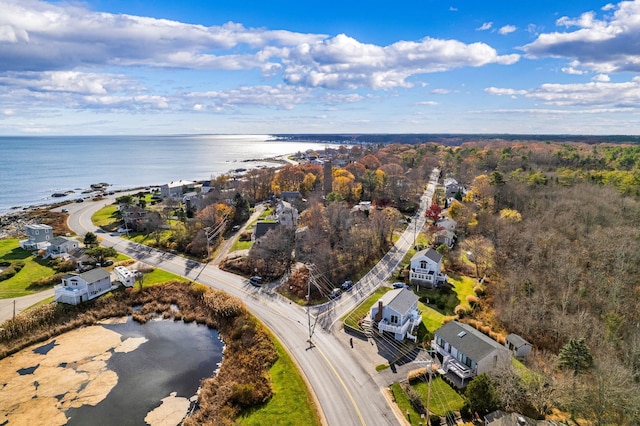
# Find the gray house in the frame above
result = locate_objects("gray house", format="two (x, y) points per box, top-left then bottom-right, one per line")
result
(432, 321), (511, 386)
(54, 268), (113, 305)
(46, 236), (79, 258)
(370, 288), (422, 342)
(506, 333), (533, 358)
(19, 224), (53, 250)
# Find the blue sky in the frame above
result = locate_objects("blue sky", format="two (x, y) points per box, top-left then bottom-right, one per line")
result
(2, 0), (640, 135)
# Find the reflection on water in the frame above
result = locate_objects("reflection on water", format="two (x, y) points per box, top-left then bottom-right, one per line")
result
(66, 319), (223, 426)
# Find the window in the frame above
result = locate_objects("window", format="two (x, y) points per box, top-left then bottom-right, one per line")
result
(390, 315), (399, 324)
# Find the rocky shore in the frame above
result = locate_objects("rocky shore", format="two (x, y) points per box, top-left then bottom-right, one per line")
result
(0, 205), (66, 240)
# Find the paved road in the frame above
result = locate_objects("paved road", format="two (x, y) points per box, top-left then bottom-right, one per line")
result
(1, 169), (441, 425)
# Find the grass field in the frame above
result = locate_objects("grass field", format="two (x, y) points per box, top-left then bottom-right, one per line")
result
(390, 376), (465, 424)
(91, 204), (120, 230)
(237, 335), (321, 426)
(342, 286), (392, 329)
(413, 376), (465, 415)
(448, 273), (477, 309)
(139, 268), (189, 287)
(418, 301), (447, 333)
(0, 239), (57, 298)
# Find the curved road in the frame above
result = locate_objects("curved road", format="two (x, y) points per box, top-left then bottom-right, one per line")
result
(2, 168), (440, 426)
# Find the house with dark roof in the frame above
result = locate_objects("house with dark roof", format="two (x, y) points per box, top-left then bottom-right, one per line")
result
(280, 191), (302, 202)
(432, 321), (511, 386)
(54, 268), (114, 305)
(506, 333), (533, 358)
(252, 221), (279, 241)
(370, 288), (422, 342)
(409, 248), (447, 288)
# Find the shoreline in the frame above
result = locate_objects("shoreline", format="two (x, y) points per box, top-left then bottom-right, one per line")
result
(0, 154), (296, 240)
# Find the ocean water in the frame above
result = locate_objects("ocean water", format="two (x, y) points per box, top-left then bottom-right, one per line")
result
(0, 134), (331, 214)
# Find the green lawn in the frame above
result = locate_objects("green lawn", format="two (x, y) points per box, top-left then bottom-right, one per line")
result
(413, 376), (465, 415)
(237, 335), (321, 425)
(390, 376), (465, 424)
(229, 238), (252, 253)
(448, 273), (476, 309)
(137, 268), (189, 287)
(342, 286), (392, 329)
(91, 205), (120, 230)
(418, 301), (446, 333)
(0, 239), (57, 298)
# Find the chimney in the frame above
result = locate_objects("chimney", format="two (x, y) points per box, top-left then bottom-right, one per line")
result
(374, 301), (383, 322)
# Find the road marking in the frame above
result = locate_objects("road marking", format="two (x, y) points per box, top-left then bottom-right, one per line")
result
(312, 341), (366, 426)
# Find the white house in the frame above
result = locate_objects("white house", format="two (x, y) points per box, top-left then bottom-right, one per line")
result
(46, 236), (79, 258)
(434, 217), (457, 248)
(160, 180), (202, 198)
(19, 224), (53, 250)
(114, 265), (136, 287)
(276, 200), (299, 227)
(409, 248), (447, 288)
(54, 268), (114, 305)
(505, 334), (533, 358)
(432, 321), (511, 386)
(370, 288), (422, 342)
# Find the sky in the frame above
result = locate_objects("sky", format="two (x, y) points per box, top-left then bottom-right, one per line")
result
(2, 0), (640, 135)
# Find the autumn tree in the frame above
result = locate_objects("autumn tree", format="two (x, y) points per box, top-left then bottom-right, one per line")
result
(425, 203), (443, 224)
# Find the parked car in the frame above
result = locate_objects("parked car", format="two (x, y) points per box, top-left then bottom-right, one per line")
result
(249, 275), (262, 286)
(393, 282), (408, 289)
(328, 288), (342, 299)
(61, 208), (69, 213)
(75, 198), (84, 203)
(341, 280), (353, 291)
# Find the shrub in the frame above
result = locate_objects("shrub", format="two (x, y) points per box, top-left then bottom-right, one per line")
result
(402, 382), (425, 414)
(0, 260), (25, 281)
(473, 284), (485, 296)
(454, 304), (471, 318)
(407, 367), (427, 383)
(28, 272), (66, 289)
(466, 295), (479, 309)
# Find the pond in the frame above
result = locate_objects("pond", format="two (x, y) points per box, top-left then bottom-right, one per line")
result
(0, 318), (224, 426)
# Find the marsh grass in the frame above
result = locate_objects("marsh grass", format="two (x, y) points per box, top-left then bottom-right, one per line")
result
(0, 282), (299, 425)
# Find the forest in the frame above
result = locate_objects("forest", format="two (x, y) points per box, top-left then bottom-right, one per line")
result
(112, 137), (640, 423)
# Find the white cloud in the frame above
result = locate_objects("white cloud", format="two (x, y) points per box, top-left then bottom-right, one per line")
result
(498, 25), (517, 35)
(486, 76), (640, 108)
(485, 87), (527, 96)
(0, 0), (521, 97)
(592, 74), (611, 82)
(477, 22), (493, 31)
(561, 66), (586, 75)
(431, 88), (451, 94)
(602, 3), (616, 11)
(185, 84), (312, 110)
(524, 1), (640, 73)
(279, 34), (519, 90)
(0, 0), (324, 72)
(417, 101), (438, 105)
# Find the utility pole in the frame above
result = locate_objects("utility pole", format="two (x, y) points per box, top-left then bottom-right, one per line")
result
(425, 362), (433, 426)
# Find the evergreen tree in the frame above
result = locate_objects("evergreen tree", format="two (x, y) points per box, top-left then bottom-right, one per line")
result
(558, 337), (593, 420)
